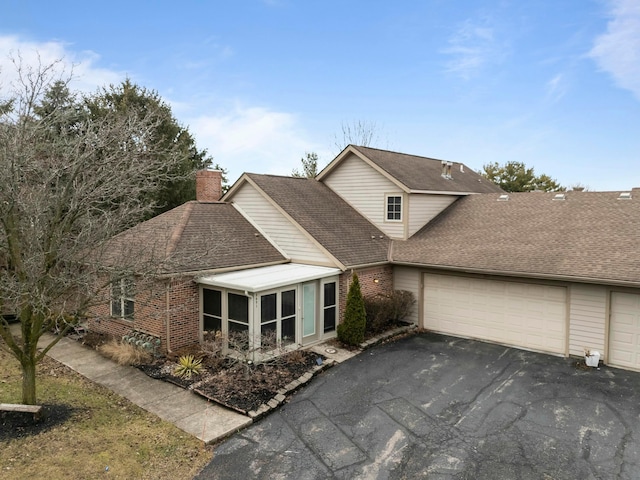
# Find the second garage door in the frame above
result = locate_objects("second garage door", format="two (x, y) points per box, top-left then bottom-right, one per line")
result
(608, 292), (640, 371)
(423, 274), (567, 355)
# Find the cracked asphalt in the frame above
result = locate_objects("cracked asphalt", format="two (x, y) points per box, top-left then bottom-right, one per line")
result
(195, 333), (640, 479)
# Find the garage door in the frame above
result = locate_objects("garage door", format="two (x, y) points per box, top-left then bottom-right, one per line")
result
(423, 274), (567, 355)
(609, 292), (640, 370)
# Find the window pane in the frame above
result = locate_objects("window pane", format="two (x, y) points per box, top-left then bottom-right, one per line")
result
(387, 196), (401, 220)
(123, 278), (135, 297)
(324, 306), (336, 332)
(282, 290), (296, 317)
(203, 289), (221, 317)
(324, 283), (336, 307)
(261, 321), (277, 347)
(228, 320), (248, 333)
(204, 315), (221, 332)
(111, 299), (122, 317)
(261, 293), (277, 323)
(282, 317), (295, 343)
(124, 300), (134, 318)
(228, 293), (248, 323)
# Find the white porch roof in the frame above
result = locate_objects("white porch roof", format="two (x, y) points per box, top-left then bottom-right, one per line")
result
(197, 263), (341, 293)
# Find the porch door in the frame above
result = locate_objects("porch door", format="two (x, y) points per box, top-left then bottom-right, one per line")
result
(302, 282), (319, 345)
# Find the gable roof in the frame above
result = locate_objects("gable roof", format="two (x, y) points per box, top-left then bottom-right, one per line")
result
(317, 145), (503, 194)
(391, 191), (640, 286)
(105, 201), (286, 274)
(239, 173), (390, 268)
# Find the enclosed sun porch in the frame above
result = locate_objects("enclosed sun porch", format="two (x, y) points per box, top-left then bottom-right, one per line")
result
(197, 264), (341, 359)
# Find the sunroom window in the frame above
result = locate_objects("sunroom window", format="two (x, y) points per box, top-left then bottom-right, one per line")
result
(323, 282), (337, 333)
(228, 292), (249, 333)
(203, 289), (222, 332)
(260, 289), (297, 347)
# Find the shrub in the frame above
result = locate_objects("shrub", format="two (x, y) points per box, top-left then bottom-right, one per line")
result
(364, 290), (416, 335)
(98, 339), (152, 366)
(337, 273), (366, 346)
(174, 355), (203, 379)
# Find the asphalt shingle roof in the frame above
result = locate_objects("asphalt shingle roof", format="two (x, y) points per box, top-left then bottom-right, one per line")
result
(392, 191), (640, 285)
(107, 201), (286, 274)
(351, 145), (504, 194)
(246, 173), (390, 268)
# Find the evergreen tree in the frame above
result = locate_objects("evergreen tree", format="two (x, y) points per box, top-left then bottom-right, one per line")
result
(337, 273), (366, 346)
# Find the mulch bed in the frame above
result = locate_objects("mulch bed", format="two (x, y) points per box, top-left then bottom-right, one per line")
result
(137, 350), (324, 414)
(195, 352), (322, 413)
(0, 404), (76, 441)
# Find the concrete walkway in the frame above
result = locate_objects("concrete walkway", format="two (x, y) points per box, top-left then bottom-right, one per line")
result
(38, 333), (251, 444)
(35, 325), (414, 445)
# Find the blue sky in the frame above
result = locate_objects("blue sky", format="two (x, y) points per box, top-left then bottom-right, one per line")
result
(1, 0), (639, 190)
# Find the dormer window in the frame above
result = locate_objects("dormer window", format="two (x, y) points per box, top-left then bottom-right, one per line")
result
(386, 195), (402, 221)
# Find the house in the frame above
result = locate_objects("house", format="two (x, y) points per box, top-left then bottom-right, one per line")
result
(89, 146), (640, 372)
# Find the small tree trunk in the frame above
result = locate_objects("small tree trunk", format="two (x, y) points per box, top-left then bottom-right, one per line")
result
(21, 358), (37, 405)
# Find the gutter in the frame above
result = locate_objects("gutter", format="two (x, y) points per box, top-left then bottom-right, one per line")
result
(390, 261), (640, 288)
(156, 260), (290, 279)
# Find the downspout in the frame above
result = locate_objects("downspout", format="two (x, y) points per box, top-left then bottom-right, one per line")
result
(165, 280), (171, 353)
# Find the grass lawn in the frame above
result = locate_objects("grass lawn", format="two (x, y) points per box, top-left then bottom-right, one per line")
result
(0, 347), (212, 479)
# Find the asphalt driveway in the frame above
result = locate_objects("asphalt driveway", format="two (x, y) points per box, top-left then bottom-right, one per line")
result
(196, 333), (640, 479)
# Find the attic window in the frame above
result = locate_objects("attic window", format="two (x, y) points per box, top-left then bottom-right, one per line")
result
(386, 195), (402, 221)
(618, 192), (632, 200)
(553, 193), (566, 201)
(497, 194), (509, 201)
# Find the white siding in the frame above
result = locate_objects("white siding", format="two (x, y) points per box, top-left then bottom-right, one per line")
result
(407, 194), (458, 237)
(323, 153), (405, 239)
(568, 284), (606, 358)
(393, 266), (420, 325)
(232, 183), (333, 265)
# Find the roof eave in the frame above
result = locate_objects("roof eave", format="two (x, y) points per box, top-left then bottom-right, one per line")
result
(390, 262), (640, 288)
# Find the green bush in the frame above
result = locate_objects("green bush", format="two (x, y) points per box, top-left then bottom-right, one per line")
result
(364, 290), (416, 335)
(337, 273), (366, 346)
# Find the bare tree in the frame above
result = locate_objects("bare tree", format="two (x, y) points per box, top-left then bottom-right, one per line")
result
(0, 55), (188, 404)
(333, 120), (386, 153)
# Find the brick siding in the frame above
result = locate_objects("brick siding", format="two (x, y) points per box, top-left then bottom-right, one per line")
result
(338, 265), (394, 324)
(87, 275), (201, 353)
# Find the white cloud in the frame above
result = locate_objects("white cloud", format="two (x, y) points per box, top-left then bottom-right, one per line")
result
(590, 0), (640, 100)
(0, 34), (320, 184)
(442, 18), (503, 80)
(546, 73), (567, 103)
(188, 105), (319, 183)
(0, 35), (123, 94)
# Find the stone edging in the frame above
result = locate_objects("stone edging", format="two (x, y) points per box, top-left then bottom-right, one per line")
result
(247, 358), (336, 420)
(245, 323), (417, 421)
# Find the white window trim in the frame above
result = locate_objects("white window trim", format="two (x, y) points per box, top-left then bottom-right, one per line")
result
(385, 193), (403, 222)
(111, 277), (134, 320)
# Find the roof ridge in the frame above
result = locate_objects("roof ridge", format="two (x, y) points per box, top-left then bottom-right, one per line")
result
(353, 144), (453, 164)
(165, 202), (195, 258)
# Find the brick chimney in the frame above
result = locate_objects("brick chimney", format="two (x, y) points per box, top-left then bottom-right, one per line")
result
(196, 170), (222, 202)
